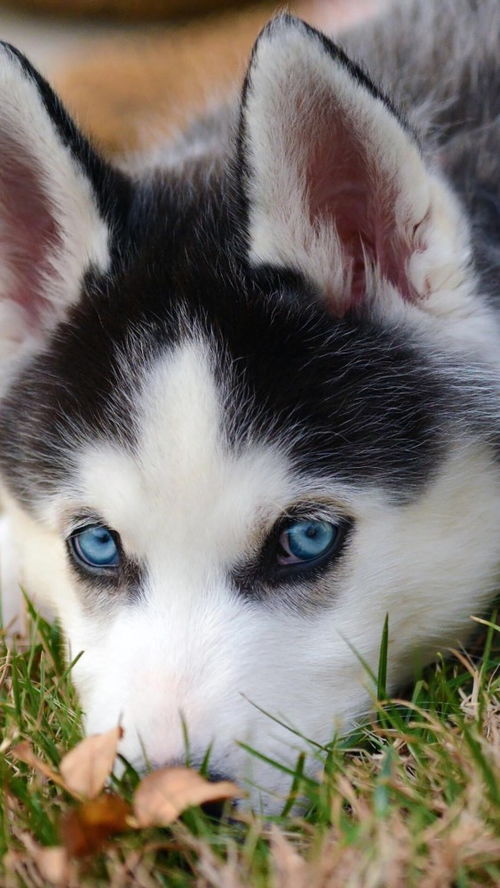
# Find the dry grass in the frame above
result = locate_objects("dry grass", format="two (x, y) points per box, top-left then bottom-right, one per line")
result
(1, 610), (499, 887)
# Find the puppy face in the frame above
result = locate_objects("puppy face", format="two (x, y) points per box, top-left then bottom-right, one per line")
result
(1, 19), (500, 811)
(5, 326), (500, 809)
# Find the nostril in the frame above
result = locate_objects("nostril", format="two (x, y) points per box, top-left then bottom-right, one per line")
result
(201, 798), (226, 820)
(205, 770), (232, 783)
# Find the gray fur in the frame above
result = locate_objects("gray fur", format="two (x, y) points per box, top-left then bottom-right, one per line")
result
(341, 0), (500, 298)
(343, 0), (498, 139)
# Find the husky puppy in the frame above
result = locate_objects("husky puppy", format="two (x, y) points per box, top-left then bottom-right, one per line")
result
(0, 0), (498, 811)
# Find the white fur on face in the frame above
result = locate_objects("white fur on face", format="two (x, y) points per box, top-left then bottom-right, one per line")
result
(6, 338), (500, 812)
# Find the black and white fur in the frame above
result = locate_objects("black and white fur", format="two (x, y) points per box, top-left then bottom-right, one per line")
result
(0, 0), (499, 811)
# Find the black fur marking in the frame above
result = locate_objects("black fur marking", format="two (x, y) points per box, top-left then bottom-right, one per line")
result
(68, 555), (145, 613)
(64, 516), (144, 610)
(0, 8), (497, 547)
(232, 511), (352, 602)
(0, 167), (456, 515)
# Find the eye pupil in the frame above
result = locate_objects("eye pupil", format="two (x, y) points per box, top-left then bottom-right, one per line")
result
(70, 524), (120, 570)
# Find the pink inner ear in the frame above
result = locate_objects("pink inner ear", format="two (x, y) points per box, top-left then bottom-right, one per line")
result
(306, 106), (416, 307)
(0, 129), (62, 331)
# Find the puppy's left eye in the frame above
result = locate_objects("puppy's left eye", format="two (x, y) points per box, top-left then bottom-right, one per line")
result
(277, 519), (341, 567)
(69, 524), (120, 571)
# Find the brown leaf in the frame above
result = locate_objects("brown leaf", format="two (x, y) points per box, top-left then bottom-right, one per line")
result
(133, 766), (240, 828)
(11, 741), (69, 793)
(59, 725), (123, 799)
(60, 792), (131, 857)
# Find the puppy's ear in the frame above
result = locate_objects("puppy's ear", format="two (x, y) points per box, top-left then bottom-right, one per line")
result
(239, 16), (471, 319)
(0, 43), (130, 379)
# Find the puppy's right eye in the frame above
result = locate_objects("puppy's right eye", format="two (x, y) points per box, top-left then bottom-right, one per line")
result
(69, 524), (121, 572)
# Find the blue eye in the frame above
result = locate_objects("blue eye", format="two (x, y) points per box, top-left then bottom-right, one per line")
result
(277, 519), (339, 567)
(70, 524), (120, 570)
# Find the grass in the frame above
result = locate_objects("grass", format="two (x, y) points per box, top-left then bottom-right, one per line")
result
(1, 608), (499, 887)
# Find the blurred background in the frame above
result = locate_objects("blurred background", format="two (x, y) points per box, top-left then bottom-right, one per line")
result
(0, 0), (381, 158)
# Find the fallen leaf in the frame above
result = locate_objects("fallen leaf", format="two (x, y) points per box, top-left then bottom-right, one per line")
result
(59, 725), (123, 799)
(11, 741), (69, 793)
(133, 766), (240, 828)
(60, 793), (131, 857)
